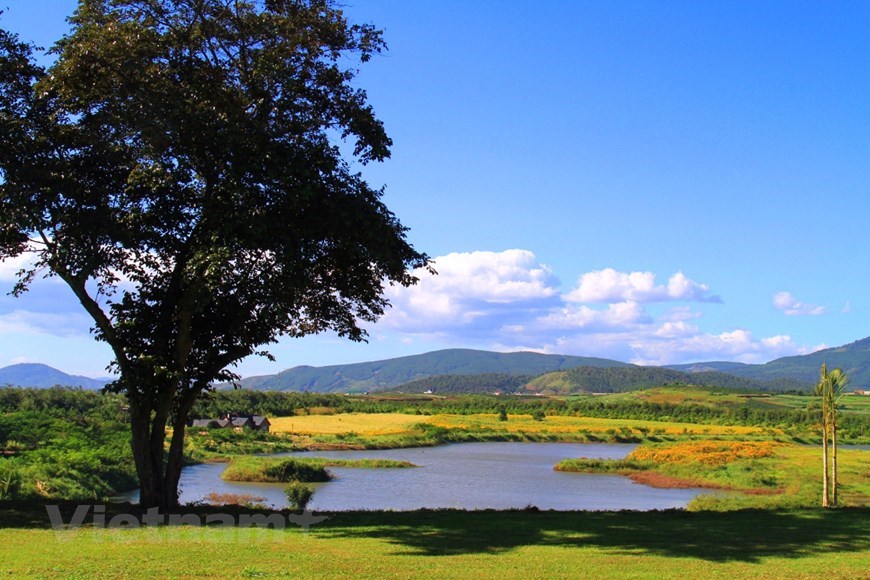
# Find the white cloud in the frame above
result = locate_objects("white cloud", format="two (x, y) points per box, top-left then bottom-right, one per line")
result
(564, 269), (720, 304)
(377, 254), (818, 365)
(653, 321), (699, 339)
(530, 301), (651, 332)
(842, 301), (852, 314)
(530, 327), (812, 367)
(425, 249), (558, 303)
(380, 249), (559, 333)
(0, 252), (40, 282)
(773, 291), (826, 316)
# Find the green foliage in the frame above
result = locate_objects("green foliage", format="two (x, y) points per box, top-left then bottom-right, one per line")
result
(184, 427), (298, 462)
(222, 457), (331, 483)
(0, 387), (135, 500)
(192, 389), (354, 419)
(0, 459), (20, 500)
(554, 458), (651, 473)
(281, 457), (416, 469)
(284, 481), (315, 512)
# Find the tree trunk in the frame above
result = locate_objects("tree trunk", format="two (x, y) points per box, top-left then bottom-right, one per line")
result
(163, 391), (199, 509)
(831, 416), (838, 507)
(129, 393), (175, 510)
(163, 419), (186, 509)
(128, 383), (202, 511)
(821, 421), (829, 508)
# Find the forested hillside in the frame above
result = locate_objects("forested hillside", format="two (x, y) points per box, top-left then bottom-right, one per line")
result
(240, 349), (630, 392)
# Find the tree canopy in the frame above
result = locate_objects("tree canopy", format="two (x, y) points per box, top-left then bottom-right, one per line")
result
(0, 0), (428, 508)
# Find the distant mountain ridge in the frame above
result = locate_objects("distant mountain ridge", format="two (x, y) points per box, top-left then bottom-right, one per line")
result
(0, 363), (110, 389)
(240, 349), (631, 392)
(667, 337), (870, 386)
(239, 338), (870, 394)
(5, 336), (869, 394)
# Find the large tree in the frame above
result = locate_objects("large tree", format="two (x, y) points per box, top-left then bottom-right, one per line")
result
(0, 0), (429, 509)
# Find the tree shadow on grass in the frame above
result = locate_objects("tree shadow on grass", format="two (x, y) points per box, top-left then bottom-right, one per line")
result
(1, 501), (867, 564)
(315, 508), (870, 563)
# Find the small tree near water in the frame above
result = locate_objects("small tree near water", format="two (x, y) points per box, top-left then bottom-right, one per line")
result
(285, 482), (315, 512)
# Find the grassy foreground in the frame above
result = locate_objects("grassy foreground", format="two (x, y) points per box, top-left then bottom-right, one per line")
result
(0, 504), (867, 578)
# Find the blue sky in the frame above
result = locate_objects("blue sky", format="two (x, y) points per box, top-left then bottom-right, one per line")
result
(1, 1), (868, 378)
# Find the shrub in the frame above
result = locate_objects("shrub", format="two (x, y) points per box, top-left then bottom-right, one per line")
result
(0, 459), (20, 500)
(265, 460), (331, 482)
(285, 481), (314, 512)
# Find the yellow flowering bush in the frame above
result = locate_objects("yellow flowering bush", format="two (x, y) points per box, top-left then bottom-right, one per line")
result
(629, 441), (778, 466)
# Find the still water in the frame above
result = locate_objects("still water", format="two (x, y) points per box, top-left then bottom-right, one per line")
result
(119, 442), (721, 511)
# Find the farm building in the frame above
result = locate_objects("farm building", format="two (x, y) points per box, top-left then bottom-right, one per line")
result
(189, 413), (271, 432)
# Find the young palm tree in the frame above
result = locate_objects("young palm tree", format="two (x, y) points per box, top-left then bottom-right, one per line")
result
(815, 363), (830, 508)
(827, 368), (849, 507)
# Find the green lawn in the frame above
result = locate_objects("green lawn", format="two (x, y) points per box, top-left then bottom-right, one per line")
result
(0, 505), (867, 578)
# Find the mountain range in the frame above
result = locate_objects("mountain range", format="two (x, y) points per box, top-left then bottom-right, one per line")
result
(0, 363), (111, 390)
(237, 338), (870, 393)
(2, 337), (868, 394)
(240, 349), (630, 392)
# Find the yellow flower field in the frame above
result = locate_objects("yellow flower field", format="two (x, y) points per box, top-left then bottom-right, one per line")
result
(269, 413), (424, 435)
(270, 412), (778, 438)
(629, 440), (779, 465)
(427, 413), (776, 436)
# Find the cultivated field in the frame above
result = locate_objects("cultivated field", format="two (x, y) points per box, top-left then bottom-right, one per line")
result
(270, 412), (779, 438)
(269, 413), (425, 436)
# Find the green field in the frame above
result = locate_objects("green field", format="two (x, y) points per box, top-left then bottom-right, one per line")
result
(0, 504), (867, 578)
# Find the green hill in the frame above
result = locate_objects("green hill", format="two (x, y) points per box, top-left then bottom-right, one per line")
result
(524, 366), (811, 395)
(241, 349), (631, 393)
(669, 338), (870, 389)
(738, 337), (870, 387)
(0, 363), (109, 389)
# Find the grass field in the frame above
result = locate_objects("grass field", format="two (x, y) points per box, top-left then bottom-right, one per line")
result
(0, 504), (867, 578)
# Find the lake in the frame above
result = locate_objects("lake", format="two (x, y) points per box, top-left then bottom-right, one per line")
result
(118, 442), (722, 511)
